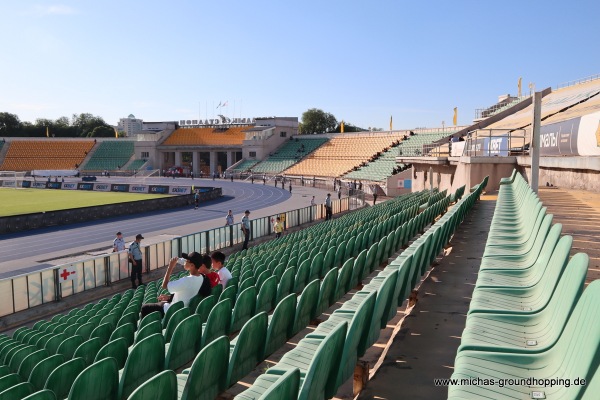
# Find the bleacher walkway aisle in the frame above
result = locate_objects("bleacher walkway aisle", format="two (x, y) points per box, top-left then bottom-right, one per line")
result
(357, 196), (496, 400)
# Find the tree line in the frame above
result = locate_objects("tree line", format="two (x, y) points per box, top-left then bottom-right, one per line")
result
(0, 112), (120, 138)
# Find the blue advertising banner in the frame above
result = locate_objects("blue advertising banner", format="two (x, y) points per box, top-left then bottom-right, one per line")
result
(111, 184), (130, 192)
(540, 117), (580, 156)
(77, 183), (94, 191)
(149, 185), (170, 194)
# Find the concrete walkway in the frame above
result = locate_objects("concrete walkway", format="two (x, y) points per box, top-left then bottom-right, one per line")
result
(357, 196), (496, 399)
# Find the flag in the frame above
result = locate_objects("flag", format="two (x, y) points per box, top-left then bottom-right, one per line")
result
(216, 101), (222, 108)
(114, 127), (119, 138)
(59, 266), (77, 283)
(340, 121), (345, 133)
(222, 101), (228, 107)
(453, 107), (458, 126)
(518, 77), (522, 97)
(389, 116), (393, 131)
(46, 126), (49, 138)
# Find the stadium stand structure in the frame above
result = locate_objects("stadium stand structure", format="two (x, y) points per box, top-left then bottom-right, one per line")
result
(162, 126), (249, 146)
(249, 137), (329, 174)
(80, 141), (134, 172)
(228, 159), (259, 173)
(0, 140), (94, 171)
(397, 130), (458, 156)
(0, 185), (480, 399)
(124, 159), (147, 171)
(284, 133), (404, 177)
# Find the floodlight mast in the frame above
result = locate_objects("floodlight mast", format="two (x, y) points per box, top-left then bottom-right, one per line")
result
(530, 90), (542, 194)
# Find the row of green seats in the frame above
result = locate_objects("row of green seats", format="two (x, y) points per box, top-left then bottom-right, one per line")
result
(235, 179), (488, 399)
(449, 171), (599, 400)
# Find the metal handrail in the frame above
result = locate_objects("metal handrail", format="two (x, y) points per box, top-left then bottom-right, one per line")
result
(555, 73), (600, 90)
(462, 128), (529, 157)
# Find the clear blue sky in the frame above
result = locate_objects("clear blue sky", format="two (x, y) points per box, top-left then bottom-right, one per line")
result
(1, 1), (599, 130)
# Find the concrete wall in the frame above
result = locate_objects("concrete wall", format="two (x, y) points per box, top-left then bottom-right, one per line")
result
(0, 188), (222, 234)
(386, 169), (413, 196)
(520, 165), (600, 192)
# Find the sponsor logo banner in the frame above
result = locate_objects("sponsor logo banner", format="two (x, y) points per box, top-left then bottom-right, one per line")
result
(149, 185), (170, 194)
(32, 182), (47, 189)
(77, 183), (94, 191)
(129, 185), (149, 193)
(93, 183), (111, 192)
(483, 136), (509, 156)
(111, 184), (130, 192)
(169, 186), (191, 195)
(540, 117), (580, 156)
(62, 183), (78, 190)
(46, 182), (62, 189)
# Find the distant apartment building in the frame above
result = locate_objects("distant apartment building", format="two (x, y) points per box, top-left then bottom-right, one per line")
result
(117, 114), (143, 136)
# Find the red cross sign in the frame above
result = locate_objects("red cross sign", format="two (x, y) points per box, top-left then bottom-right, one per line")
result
(59, 267), (77, 282)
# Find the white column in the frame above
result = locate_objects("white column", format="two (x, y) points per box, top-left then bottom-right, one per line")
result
(210, 151), (217, 174)
(192, 152), (199, 175)
(174, 151), (182, 166)
(226, 151), (233, 167)
(530, 91), (542, 194)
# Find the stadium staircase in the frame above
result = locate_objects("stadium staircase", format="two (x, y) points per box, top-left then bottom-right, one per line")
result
(0, 182), (488, 399)
(0, 141), (10, 169)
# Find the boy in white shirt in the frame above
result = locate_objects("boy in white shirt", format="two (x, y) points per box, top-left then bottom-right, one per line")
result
(140, 252), (208, 317)
(211, 251), (232, 288)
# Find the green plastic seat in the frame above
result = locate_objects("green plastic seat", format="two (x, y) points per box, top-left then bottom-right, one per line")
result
(134, 320), (161, 346)
(256, 276), (277, 314)
(459, 253), (588, 353)
(67, 357), (118, 400)
(234, 368), (300, 400)
(290, 279), (320, 337)
(8, 345), (36, 373)
(230, 286), (257, 333)
(109, 323), (135, 348)
(349, 249), (367, 289)
(0, 373), (22, 393)
(227, 312), (268, 387)
(211, 282), (223, 298)
(0, 381), (34, 400)
(176, 336), (229, 400)
(137, 311), (161, 331)
(293, 259), (311, 293)
(333, 241), (346, 269)
(164, 314), (202, 370)
(468, 236), (573, 315)
(18, 349), (49, 380)
(22, 389), (57, 400)
(118, 333), (165, 400)
(29, 354), (65, 391)
(334, 258), (354, 302)
(163, 307), (190, 343)
(275, 267), (295, 304)
(161, 301), (183, 329)
(195, 295), (217, 324)
(56, 335), (84, 359)
(218, 286), (237, 308)
(268, 321), (347, 400)
(308, 252), (324, 281)
(314, 291), (376, 388)
(201, 299), (232, 348)
(74, 322), (95, 341)
(89, 323), (112, 347)
(94, 338), (128, 370)
(44, 357), (86, 400)
(126, 370), (176, 400)
(314, 267), (338, 319)
(322, 247), (336, 277)
(264, 294), (296, 358)
(449, 271), (599, 400)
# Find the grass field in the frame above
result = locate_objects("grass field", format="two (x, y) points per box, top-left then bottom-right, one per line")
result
(0, 188), (170, 217)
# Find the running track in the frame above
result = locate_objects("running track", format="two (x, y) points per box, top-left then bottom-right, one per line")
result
(0, 178), (291, 268)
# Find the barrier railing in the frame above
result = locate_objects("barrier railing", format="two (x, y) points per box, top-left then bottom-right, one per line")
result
(462, 129), (529, 157)
(0, 197), (355, 318)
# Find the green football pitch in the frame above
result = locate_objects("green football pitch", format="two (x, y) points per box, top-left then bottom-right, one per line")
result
(0, 188), (169, 217)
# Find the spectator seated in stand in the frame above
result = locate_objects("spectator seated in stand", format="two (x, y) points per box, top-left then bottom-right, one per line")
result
(211, 251), (232, 288)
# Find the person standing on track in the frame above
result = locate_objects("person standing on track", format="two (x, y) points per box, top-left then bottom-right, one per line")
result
(194, 190), (200, 210)
(128, 234), (144, 288)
